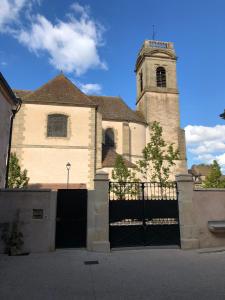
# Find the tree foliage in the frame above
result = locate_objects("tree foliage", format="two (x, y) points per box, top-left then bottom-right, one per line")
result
(111, 155), (139, 199)
(203, 160), (225, 188)
(8, 153), (29, 188)
(220, 109), (225, 120)
(137, 121), (180, 184)
(112, 155), (137, 182)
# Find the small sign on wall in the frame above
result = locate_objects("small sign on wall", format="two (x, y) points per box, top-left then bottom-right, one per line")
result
(32, 209), (44, 219)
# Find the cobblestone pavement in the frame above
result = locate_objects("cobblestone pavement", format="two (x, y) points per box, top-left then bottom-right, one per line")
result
(1, 248), (225, 300)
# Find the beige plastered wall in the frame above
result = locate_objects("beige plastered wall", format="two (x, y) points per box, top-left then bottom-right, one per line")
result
(102, 120), (123, 154)
(12, 103), (96, 188)
(0, 90), (12, 188)
(193, 189), (225, 248)
(102, 120), (146, 163)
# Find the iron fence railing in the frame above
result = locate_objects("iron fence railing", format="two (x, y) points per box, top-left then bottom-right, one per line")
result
(109, 181), (178, 201)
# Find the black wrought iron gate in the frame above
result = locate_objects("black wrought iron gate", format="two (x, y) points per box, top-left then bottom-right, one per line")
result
(56, 189), (87, 248)
(109, 182), (180, 247)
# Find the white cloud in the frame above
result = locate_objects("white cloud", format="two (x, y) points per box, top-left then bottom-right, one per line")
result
(185, 125), (225, 144)
(185, 125), (225, 172)
(80, 83), (102, 94)
(0, 0), (27, 30)
(189, 141), (225, 155)
(0, 2), (106, 76)
(16, 3), (107, 75)
(0, 0), (40, 31)
(70, 2), (90, 19)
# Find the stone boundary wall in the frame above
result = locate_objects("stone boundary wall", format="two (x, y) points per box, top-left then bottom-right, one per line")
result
(0, 189), (57, 253)
(193, 189), (225, 249)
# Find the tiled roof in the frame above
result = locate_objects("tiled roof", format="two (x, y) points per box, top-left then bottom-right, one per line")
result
(13, 89), (32, 98)
(13, 76), (147, 124)
(102, 145), (136, 168)
(190, 164), (211, 176)
(89, 95), (146, 124)
(19, 74), (96, 107)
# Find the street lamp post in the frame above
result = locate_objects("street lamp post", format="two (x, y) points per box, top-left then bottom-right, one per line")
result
(66, 162), (71, 189)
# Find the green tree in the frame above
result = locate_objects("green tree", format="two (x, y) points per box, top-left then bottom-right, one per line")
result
(111, 155), (139, 199)
(137, 121), (180, 185)
(112, 155), (135, 182)
(8, 153), (29, 188)
(220, 110), (225, 120)
(203, 160), (225, 188)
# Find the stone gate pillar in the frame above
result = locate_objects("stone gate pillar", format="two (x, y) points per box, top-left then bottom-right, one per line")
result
(176, 174), (199, 249)
(87, 171), (110, 252)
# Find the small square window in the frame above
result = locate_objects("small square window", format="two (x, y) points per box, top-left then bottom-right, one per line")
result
(32, 209), (44, 219)
(47, 114), (68, 137)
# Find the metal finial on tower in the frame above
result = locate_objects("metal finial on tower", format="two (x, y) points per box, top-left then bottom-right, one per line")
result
(152, 25), (156, 40)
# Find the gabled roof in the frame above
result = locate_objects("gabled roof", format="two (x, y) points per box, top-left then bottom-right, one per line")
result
(13, 75), (147, 124)
(20, 74), (96, 107)
(190, 164), (211, 176)
(89, 95), (146, 124)
(13, 89), (32, 98)
(102, 145), (136, 168)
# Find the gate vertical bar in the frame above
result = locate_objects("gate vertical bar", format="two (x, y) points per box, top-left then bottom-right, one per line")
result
(142, 182), (146, 245)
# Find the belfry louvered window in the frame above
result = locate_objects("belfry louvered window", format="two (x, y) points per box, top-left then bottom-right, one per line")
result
(47, 114), (68, 137)
(156, 67), (166, 87)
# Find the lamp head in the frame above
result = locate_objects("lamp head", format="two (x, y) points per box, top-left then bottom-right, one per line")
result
(66, 162), (71, 170)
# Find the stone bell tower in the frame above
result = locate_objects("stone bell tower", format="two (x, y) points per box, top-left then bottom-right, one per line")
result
(135, 40), (187, 175)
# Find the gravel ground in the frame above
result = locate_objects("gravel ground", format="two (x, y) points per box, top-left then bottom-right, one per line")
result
(0, 248), (225, 300)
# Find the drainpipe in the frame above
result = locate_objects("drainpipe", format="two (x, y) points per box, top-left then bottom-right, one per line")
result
(5, 98), (22, 188)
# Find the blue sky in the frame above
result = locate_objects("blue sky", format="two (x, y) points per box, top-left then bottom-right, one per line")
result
(1, 0), (225, 171)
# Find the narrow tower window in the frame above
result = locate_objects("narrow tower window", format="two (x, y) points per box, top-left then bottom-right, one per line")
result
(156, 67), (166, 87)
(139, 71), (143, 92)
(47, 114), (68, 137)
(105, 128), (115, 147)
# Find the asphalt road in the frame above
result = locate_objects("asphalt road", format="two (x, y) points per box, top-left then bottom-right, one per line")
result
(0, 248), (225, 300)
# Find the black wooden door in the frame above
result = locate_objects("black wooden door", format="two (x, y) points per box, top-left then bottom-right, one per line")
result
(56, 189), (87, 248)
(109, 182), (180, 248)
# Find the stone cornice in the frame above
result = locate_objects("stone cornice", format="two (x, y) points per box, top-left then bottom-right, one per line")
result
(23, 100), (97, 108)
(136, 87), (179, 104)
(135, 48), (177, 72)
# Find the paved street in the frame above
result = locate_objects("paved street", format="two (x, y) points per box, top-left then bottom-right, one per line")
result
(0, 248), (225, 300)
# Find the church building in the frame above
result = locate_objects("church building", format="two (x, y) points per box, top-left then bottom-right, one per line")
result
(12, 40), (187, 189)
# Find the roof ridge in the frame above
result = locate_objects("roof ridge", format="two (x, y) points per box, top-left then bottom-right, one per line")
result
(89, 95), (121, 99)
(22, 74), (67, 99)
(21, 74), (96, 107)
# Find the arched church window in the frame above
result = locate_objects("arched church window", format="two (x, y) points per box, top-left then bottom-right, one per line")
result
(139, 71), (143, 92)
(156, 67), (166, 87)
(47, 114), (68, 137)
(105, 128), (115, 147)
